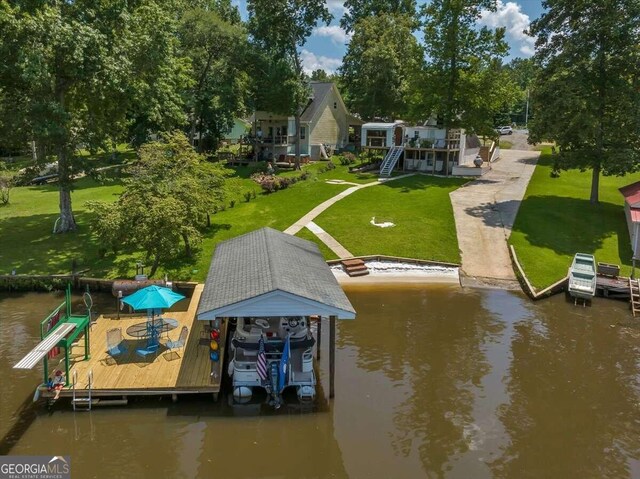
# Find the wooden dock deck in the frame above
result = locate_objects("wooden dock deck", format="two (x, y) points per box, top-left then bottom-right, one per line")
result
(44, 284), (227, 400)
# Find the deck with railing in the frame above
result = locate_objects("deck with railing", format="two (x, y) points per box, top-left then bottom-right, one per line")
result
(41, 284), (227, 400)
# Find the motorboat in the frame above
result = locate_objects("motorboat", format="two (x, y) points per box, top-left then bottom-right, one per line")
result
(568, 253), (597, 301)
(228, 316), (316, 403)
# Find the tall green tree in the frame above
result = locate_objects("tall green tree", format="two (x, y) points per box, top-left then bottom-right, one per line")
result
(88, 132), (229, 276)
(179, 2), (250, 152)
(340, 13), (422, 121)
(247, 0), (332, 169)
(0, 0), (187, 233)
(341, 0), (416, 33)
(421, 0), (515, 140)
(528, 0), (640, 204)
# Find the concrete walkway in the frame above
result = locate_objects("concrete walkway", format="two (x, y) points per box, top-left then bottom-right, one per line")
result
(449, 149), (540, 286)
(306, 221), (353, 258)
(284, 173), (415, 236)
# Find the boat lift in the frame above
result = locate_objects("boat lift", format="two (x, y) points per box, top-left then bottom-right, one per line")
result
(13, 286), (92, 390)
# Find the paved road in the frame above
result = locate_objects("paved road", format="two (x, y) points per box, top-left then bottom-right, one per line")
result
(499, 129), (532, 151)
(450, 148), (540, 287)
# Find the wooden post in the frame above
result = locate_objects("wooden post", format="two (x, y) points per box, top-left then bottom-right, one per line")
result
(329, 315), (336, 399)
(316, 316), (322, 360)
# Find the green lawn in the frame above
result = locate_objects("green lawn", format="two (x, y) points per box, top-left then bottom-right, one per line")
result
(509, 148), (640, 289)
(313, 175), (467, 263)
(0, 160), (468, 281)
(0, 172), (350, 281)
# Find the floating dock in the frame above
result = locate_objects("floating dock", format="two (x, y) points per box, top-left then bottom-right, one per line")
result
(40, 284), (227, 403)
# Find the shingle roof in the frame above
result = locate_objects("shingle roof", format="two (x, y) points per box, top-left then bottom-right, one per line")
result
(197, 227), (356, 319)
(300, 82), (334, 122)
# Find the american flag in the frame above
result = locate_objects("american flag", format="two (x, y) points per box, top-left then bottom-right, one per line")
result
(256, 335), (268, 382)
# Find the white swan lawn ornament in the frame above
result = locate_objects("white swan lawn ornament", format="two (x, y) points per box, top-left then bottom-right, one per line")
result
(370, 217), (395, 228)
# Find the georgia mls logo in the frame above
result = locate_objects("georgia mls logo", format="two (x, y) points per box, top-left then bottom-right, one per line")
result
(0, 455), (71, 479)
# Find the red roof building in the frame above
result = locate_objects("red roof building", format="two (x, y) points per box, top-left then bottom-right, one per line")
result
(619, 181), (640, 256)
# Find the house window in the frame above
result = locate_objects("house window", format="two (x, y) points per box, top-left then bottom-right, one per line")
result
(300, 127), (306, 140)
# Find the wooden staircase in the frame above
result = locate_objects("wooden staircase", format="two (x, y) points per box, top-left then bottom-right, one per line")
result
(629, 278), (640, 317)
(341, 259), (369, 277)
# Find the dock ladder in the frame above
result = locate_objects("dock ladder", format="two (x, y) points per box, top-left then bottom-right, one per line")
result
(629, 278), (640, 317)
(379, 146), (403, 178)
(72, 369), (93, 411)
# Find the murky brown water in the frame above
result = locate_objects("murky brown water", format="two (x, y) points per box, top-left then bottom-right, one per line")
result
(1, 286), (640, 478)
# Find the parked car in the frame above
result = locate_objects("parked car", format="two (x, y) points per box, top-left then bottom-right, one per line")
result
(496, 126), (513, 135)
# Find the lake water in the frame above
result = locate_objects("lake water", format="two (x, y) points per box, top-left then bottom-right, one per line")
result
(1, 285), (639, 478)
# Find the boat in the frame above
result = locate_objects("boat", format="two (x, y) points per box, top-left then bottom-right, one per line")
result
(568, 253), (597, 301)
(228, 316), (316, 403)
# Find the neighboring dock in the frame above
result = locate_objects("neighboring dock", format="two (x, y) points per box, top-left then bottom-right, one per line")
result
(41, 284), (227, 403)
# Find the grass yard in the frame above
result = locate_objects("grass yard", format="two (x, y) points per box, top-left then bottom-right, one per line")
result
(509, 148), (640, 289)
(313, 175), (467, 263)
(0, 171), (350, 281)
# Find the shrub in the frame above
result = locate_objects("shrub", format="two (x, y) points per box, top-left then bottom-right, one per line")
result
(251, 172), (278, 193)
(338, 152), (356, 165)
(251, 190), (256, 199)
(229, 200), (236, 208)
(243, 191), (252, 202)
(326, 160), (336, 170)
(299, 172), (309, 181)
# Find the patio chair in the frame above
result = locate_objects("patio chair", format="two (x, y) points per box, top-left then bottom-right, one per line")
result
(136, 344), (159, 359)
(166, 326), (188, 358)
(106, 328), (127, 357)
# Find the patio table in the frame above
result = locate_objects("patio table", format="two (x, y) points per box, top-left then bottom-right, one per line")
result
(126, 318), (179, 342)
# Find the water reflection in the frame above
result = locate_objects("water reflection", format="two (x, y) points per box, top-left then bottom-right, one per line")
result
(490, 297), (640, 478)
(339, 285), (504, 477)
(2, 288), (640, 478)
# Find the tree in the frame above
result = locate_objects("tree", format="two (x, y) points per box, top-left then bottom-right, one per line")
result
(0, 0), (187, 232)
(528, 0), (640, 204)
(340, 13), (422, 121)
(421, 0), (516, 142)
(341, 0), (416, 33)
(87, 132), (229, 276)
(179, 2), (250, 152)
(310, 69), (330, 81)
(247, 0), (332, 169)
(505, 57), (537, 126)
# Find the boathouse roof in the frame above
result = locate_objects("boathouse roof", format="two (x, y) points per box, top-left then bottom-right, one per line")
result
(197, 227), (356, 320)
(620, 180), (640, 223)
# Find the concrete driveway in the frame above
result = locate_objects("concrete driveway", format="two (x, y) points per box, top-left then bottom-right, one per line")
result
(450, 148), (540, 287)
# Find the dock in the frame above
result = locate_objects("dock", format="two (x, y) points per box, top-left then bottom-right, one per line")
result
(42, 284), (227, 402)
(595, 275), (632, 300)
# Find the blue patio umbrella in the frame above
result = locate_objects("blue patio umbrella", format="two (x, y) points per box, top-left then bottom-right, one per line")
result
(122, 286), (185, 347)
(122, 285), (185, 311)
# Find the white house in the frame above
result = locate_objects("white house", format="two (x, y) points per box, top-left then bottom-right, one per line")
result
(361, 121), (485, 176)
(251, 82), (363, 161)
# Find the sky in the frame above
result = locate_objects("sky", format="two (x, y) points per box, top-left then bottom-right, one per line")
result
(233, 0), (545, 74)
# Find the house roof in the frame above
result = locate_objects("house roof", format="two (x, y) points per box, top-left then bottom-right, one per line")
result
(197, 227), (356, 320)
(300, 82), (335, 122)
(362, 121), (404, 129)
(620, 181), (640, 209)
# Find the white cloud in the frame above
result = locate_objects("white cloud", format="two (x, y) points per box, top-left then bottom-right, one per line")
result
(478, 1), (536, 57)
(326, 0), (347, 15)
(300, 49), (342, 74)
(313, 25), (352, 45)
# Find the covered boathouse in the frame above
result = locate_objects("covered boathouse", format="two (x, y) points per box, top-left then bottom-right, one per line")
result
(196, 227), (356, 398)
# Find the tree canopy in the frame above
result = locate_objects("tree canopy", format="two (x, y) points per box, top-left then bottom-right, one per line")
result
(340, 13), (423, 121)
(420, 0), (516, 136)
(87, 132), (229, 276)
(528, 0), (640, 204)
(341, 0), (416, 33)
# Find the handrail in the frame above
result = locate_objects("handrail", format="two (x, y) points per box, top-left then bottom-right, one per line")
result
(40, 302), (66, 339)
